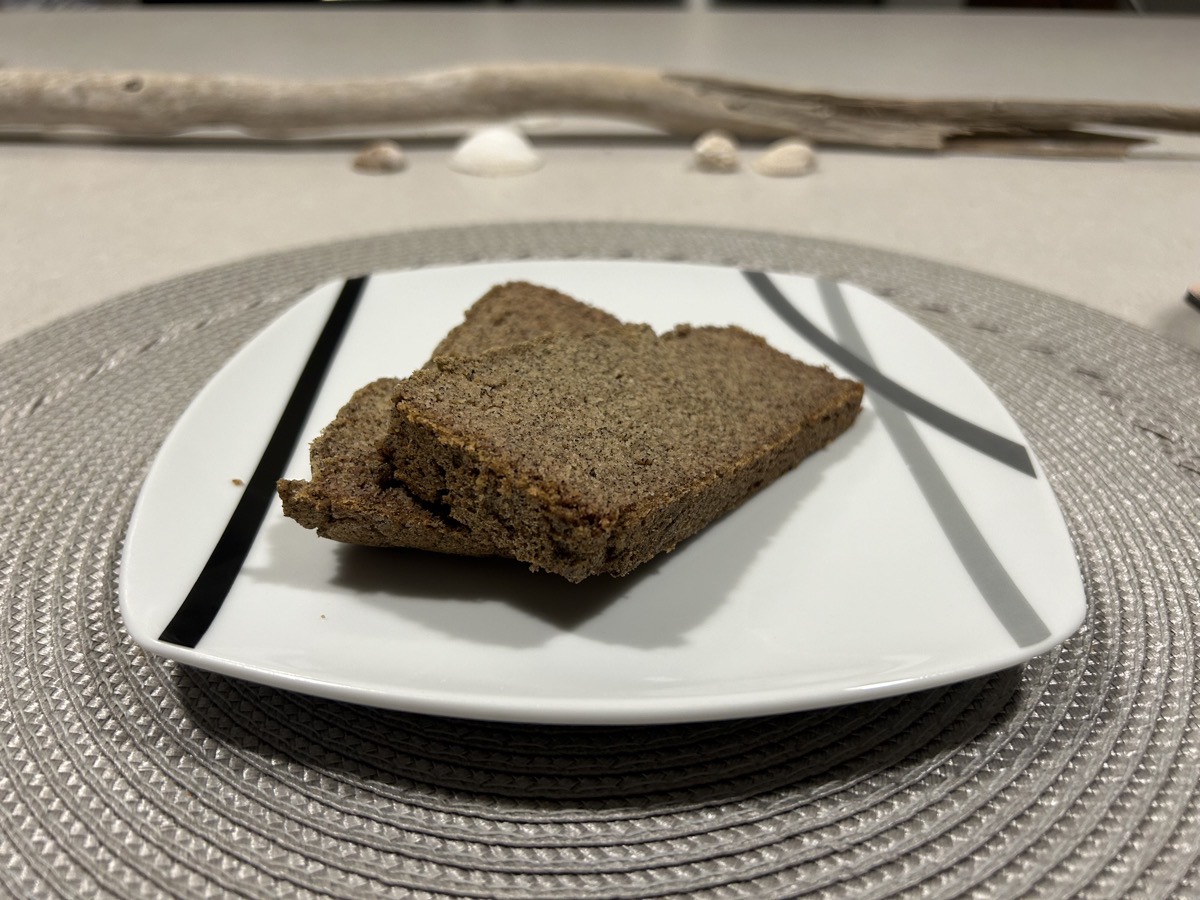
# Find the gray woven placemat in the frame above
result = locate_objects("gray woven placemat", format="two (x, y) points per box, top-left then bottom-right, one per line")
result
(2, 222), (1198, 899)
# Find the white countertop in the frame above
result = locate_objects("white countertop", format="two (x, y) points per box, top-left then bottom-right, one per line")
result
(2, 8), (1198, 350)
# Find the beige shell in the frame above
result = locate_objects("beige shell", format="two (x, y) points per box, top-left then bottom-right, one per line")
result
(352, 139), (408, 173)
(753, 138), (817, 178)
(692, 130), (740, 173)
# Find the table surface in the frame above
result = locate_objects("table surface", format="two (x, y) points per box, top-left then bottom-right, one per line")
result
(1, 8), (1198, 352)
(3, 13), (1200, 897)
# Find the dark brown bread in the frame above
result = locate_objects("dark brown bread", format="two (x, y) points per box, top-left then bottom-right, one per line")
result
(277, 377), (498, 554)
(387, 323), (864, 582)
(277, 282), (622, 552)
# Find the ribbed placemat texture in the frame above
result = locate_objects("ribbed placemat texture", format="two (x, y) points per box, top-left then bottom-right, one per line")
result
(1, 223), (1197, 899)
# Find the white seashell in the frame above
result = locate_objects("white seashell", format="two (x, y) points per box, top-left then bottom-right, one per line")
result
(449, 125), (544, 177)
(692, 129), (740, 173)
(753, 138), (817, 178)
(352, 139), (407, 173)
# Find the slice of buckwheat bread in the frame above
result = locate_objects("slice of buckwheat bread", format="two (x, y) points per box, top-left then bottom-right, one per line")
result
(387, 323), (864, 582)
(277, 282), (623, 552)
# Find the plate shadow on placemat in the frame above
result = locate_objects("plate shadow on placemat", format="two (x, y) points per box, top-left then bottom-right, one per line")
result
(169, 663), (1031, 803)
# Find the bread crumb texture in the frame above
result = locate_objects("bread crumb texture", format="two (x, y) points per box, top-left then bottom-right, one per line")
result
(278, 378), (496, 555)
(389, 323), (862, 581)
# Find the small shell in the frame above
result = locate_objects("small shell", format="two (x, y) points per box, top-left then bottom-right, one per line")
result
(352, 139), (407, 173)
(449, 125), (544, 177)
(753, 138), (817, 178)
(692, 130), (740, 173)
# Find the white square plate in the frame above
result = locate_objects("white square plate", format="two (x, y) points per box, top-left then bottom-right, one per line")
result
(119, 261), (1085, 724)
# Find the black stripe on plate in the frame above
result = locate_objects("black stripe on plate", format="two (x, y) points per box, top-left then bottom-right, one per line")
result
(744, 270), (1036, 478)
(158, 275), (368, 648)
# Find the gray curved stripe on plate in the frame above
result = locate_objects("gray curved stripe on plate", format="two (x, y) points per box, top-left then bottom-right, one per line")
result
(743, 270), (1036, 477)
(751, 271), (1050, 648)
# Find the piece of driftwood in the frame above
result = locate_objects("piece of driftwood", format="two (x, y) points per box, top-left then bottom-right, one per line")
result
(1, 64), (1197, 154)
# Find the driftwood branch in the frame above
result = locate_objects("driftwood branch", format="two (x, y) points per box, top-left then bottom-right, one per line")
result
(1, 64), (1197, 154)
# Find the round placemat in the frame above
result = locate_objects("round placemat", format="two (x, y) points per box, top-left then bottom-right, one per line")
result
(1, 223), (1197, 899)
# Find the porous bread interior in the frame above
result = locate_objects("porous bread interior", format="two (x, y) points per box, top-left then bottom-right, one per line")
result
(389, 323), (863, 581)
